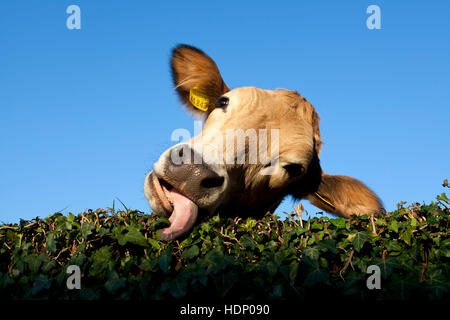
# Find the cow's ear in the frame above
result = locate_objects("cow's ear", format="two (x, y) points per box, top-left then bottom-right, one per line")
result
(170, 44), (230, 117)
(306, 174), (383, 218)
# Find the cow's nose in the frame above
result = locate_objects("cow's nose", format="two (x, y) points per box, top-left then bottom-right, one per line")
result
(162, 144), (225, 203)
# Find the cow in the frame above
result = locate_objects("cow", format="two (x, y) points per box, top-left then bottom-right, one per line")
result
(144, 44), (383, 240)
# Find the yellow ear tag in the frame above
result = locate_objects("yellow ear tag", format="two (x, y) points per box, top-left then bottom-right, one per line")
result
(189, 86), (209, 112)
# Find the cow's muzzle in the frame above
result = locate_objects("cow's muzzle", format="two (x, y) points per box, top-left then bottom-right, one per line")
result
(144, 143), (229, 240)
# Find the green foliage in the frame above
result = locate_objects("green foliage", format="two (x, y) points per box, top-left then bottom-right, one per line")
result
(0, 192), (449, 300)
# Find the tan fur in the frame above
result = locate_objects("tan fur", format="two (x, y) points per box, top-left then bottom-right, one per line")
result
(307, 174), (383, 217)
(280, 90), (322, 155)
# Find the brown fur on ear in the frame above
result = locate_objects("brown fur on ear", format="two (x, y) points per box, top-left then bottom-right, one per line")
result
(170, 44), (230, 116)
(307, 174), (383, 217)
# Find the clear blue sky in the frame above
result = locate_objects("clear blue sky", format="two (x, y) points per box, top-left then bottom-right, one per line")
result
(1, 0), (449, 224)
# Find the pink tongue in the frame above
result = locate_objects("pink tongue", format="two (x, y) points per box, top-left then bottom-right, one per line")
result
(159, 189), (198, 241)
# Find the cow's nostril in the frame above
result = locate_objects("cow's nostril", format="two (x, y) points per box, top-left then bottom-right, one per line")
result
(201, 176), (225, 189)
(159, 178), (173, 191)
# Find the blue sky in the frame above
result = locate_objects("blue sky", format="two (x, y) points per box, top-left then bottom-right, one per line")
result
(0, 0), (449, 223)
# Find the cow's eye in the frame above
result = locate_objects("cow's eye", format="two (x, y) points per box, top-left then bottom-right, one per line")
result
(217, 97), (229, 108)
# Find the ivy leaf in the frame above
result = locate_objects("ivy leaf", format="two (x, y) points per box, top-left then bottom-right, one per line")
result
(31, 274), (51, 296)
(331, 218), (346, 229)
(281, 263), (298, 285)
(181, 245), (199, 260)
(213, 270), (238, 297)
(311, 221), (323, 230)
(372, 257), (399, 280)
(400, 227), (412, 245)
(117, 226), (148, 247)
(388, 220), (399, 233)
(409, 218), (419, 228)
(24, 254), (40, 274)
(45, 232), (56, 253)
(104, 271), (126, 294)
(289, 264), (299, 283)
(303, 246), (320, 260)
(158, 248), (173, 273)
(385, 240), (402, 252)
(81, 222), (94, 239)
(240, 235), (256, 250)
(351, 231), (369, 252)
(148, 238), (160, 250)
(317, 239), (338, 255)
(167, 271), (190, 298)
(304, 268), (329, 287)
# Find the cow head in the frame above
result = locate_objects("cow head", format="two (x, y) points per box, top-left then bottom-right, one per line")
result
(144, 45), (383, 240)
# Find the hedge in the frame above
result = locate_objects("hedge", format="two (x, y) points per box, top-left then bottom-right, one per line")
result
(0, 188), (449, 301)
